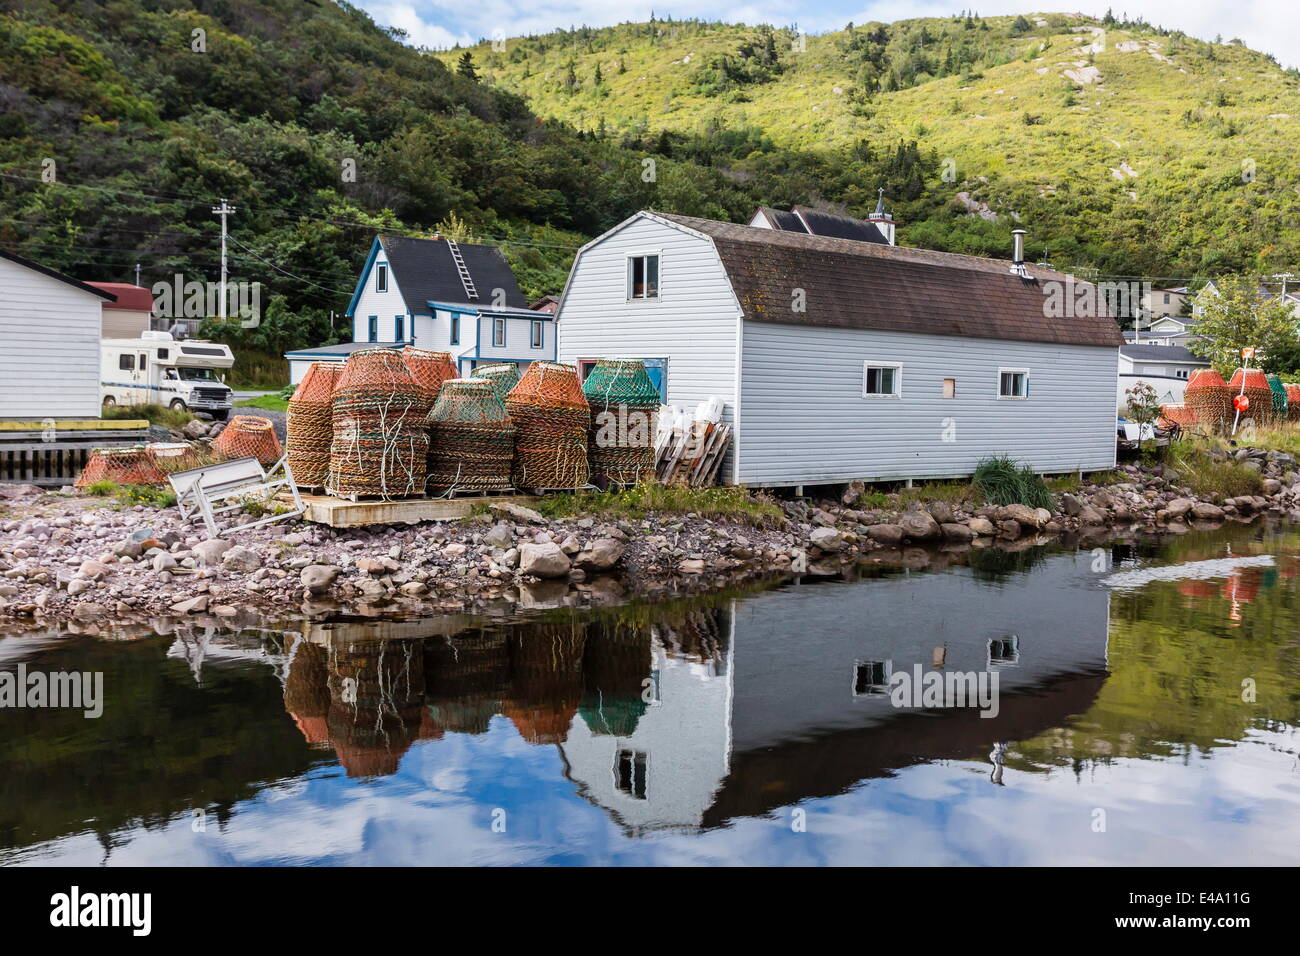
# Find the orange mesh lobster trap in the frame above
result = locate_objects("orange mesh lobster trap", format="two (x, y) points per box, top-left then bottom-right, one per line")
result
(1185, 369), (1231, 432)
(582, 358), (660, 487)
(426, 378), (516, 492)
(1158, 404), (1197, 430)
(75, 445), (169, 488)
(328, 348), (429, 499)
(148, 442), (204, 474)
(1227, 368), (1273, 424)
(504, 361), (590, 490)
(401, 347), (458, 406)
(1286, 384), (1300, 422)
(212, 415), (283, 466)
(287, 362), (341, 488)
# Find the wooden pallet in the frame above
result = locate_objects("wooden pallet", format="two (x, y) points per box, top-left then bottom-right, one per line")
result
(656, 422), (731, 487)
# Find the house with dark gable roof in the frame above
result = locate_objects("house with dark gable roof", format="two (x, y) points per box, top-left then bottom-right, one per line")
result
(555, 210), (1122, 488)
(749, 191), (897, 246)
(284, 233), (556, 383)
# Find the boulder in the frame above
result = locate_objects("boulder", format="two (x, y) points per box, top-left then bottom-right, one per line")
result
(1077, 504), (1107, 525)
(193, 538), (234, 565)
(519, 542), (571, 579)
(1192, 502), (1225, 520)
(171, 595), (209, 614)
(926, 500), (954, 524)
(1059, 493), (1083, 516)
(940, 522), (976, 542)
(997, 503), (1043, 529)
(841, 480), (865, 505)
(967, 517), (996, 536)
(677, 558), (706, 574)
(898, 510), (941, 541)
(490, 502), (547, 524)
(182, 420), (209, 440)
(865, 523), (905, 545)
(300, 564), (341, 595)
(77, 560), (114, 580)
(1164, 497), (1194, 519)
(482, 522), (515, 549)
(574, 537), (625, 572)
(809, 527), (843, 551)
(221, 546), (262, 573)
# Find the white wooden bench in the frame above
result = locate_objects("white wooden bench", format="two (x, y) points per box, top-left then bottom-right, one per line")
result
(169, 455), (305, 537)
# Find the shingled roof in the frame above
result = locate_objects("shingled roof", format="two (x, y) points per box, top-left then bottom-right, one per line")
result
(379, 234), (528, 312)
(653, 212), (1124, 349)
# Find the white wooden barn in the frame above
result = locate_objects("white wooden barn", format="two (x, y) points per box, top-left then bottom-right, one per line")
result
(286, 234), (555, 383)
(0, 249), (114, 419)
(555, 210), (1123, 488)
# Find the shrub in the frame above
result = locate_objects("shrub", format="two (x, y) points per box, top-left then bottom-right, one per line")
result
(972, 455), (1055, 509)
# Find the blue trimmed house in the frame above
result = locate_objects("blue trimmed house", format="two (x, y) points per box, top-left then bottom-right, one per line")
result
(285, 234), (556, 383)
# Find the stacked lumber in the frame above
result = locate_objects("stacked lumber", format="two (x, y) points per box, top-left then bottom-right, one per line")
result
(656, 418), (731, 487)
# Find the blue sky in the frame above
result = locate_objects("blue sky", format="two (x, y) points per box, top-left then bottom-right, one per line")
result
(353, 1), (1300, 68)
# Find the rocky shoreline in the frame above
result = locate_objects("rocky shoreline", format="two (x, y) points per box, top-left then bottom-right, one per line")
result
(2, 446), (1298, 629)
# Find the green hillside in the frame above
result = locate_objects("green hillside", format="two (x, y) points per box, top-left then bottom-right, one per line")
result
(445, 12), (1300, 279)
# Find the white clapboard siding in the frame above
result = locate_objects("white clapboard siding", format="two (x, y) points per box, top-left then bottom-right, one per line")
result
(475, 315), (554, 364)
(738, 321), (1118, 486)
(0, 256), (104, 419)
(351, 251), (410, 342)
(557, 215), (741, 416)
(101, 308), (150, 339)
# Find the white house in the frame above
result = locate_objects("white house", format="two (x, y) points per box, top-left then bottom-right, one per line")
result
(555, 210), (1123, 488)
(285, 234), (555, 383)
(0, 249), (114, 419)
(1117, 343), (1210, 409)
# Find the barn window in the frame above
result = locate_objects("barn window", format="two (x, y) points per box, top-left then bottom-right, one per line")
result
(614, 750), (647, 799)
(368, 316), (378, 342)
(989, 636), (1020, 666)
(942, 378), (956, 398)
(493, 317), (506, 347)
(394, 315), (404, 343)
(998, 368), (1029, 399)
(375, 263), (388, 293)
(530, 320), (544, 349)
(628, 254), (659, 299)
(862, 362), (901, 398)
(853, 659), (892, 696)
(119, 354), (135, 371)
(449, 312), (460, 345)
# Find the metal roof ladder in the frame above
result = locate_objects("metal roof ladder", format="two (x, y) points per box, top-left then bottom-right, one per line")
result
(446, 238), (479, 300)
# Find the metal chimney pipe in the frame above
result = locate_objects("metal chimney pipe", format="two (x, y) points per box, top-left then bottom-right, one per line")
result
(1011, 228), (1027, 265)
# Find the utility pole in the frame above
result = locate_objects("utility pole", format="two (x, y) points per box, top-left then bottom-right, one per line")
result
(211, 198), (236, 320)
(1272, 272), (1294, 298)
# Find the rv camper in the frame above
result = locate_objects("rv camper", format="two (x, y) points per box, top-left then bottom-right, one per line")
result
(101, 331), (234, 419)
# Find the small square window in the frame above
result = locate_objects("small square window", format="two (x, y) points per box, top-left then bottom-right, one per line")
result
(942, 378), (956, 398)
(628, 254), (659, 299)
(530, 320), (543, 349)
(118, 354), (134, 371)
(999, 369), (1029, 399)
(853, 660), (892, 696)
(376, 263), (388, 293)
(863, 363), (901, 398)
(989, 636), (1020, 667)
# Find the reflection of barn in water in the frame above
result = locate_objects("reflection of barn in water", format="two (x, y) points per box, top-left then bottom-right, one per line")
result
(560, 548), (1112, 832)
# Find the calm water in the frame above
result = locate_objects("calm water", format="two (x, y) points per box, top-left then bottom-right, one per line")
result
(2, 523), (1299, 866)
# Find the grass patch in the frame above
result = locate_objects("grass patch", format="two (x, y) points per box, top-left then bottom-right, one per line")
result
(895, 480), (979, 507)
(972, 456), (1055, 509)
(1170, 439), (1266, 498)
(533, 481), (783, 525)
(236, 394), (289, 413)
(81, 480), (176, 509)
(103, 403), (193, 429)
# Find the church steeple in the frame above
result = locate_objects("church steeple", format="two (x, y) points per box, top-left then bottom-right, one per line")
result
(867, 187), (896, 245)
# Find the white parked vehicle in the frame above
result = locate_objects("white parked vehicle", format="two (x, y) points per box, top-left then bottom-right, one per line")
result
(101, 331), (235, 419)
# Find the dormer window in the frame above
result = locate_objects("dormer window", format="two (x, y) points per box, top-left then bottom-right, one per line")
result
(376, 263), (388, 293)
